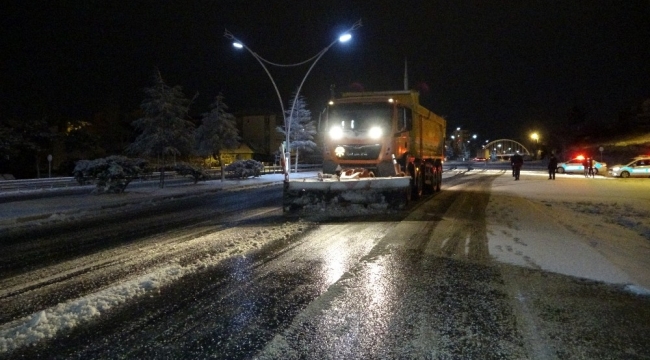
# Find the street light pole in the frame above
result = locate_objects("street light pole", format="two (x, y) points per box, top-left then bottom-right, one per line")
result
(225, 20), (362, 182)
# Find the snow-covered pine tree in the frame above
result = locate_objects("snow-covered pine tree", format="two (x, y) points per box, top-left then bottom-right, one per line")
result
(195, 93), (240, 182)
(277, 92), (316, 173)
(127, 69), (196, 188)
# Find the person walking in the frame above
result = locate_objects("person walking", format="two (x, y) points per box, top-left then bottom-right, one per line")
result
(512, 152), (524, 180)
(582, 157), (590, 177)
(548, 154), (558, 180)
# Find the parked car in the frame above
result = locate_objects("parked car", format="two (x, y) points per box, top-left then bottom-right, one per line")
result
(556, 156), (607, 175)
(608, 156), (650, 178)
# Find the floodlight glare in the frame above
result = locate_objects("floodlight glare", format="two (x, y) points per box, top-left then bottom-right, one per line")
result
(233, 42), (244, 49)
(329, 126), (344, 140)
(339, 34), (352, 42)
(369, 126), (383, 139)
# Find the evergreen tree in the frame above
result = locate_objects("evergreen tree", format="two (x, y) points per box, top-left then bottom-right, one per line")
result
(195, 93), (240, 182)
(0, 117), (55, 178)
(127, 69), (196, 188)
(277, 92), (316, 173)
(0, 119), (23, 172)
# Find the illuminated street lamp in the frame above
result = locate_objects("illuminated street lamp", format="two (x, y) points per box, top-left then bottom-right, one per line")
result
(531, 132), (539, 159)
(531, 132), (539, 144)
(225, 20), (362, 182)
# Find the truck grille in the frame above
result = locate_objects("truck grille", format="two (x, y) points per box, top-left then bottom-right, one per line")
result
(336, 144), (382, 160)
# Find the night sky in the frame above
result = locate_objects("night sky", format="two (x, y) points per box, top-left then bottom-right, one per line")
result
(2, 1), (649, 141)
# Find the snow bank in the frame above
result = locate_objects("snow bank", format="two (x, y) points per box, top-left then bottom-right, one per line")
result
(0, 221), (308, 353)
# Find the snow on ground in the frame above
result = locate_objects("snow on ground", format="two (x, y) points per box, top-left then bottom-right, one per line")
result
(0, 173), (312, 353)
(2, 169), (650, 353)
(480, 170), (650, 295)
(0, 220), (310, 353)
(0, 173), (299, 230)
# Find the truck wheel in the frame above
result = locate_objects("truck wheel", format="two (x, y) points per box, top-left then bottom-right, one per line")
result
(434, 159), (443, 192)
(407, 162), (423, 200)
(423, 160), (435, 195)
(414, 172), (423, 200)
(435, 166), (442, 192)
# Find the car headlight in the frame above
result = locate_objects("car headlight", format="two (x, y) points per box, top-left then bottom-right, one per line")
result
(612, 166), (621, 171)
(329, 126), (343, 140)
(368, 126), (383, 139)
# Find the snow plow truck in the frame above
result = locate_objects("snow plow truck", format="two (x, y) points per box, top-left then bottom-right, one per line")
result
(284, 90), (446, 214)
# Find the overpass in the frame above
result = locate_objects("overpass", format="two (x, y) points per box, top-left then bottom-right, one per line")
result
(480, 139), (533, 160)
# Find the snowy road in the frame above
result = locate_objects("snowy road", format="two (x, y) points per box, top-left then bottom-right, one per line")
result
(0, 185), (290, 323)
(2, 171), (650, 358)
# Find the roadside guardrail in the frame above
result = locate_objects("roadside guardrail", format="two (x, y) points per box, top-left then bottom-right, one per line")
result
(0, 177), (79, 191)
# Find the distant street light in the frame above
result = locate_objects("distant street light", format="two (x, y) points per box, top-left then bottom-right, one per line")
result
(225, 20), (362, 182)
(531, 132), (539, 144)
(531, 132), (539, 159)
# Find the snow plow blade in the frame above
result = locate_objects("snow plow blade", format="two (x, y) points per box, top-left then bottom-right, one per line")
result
(283, 177), (411, 215)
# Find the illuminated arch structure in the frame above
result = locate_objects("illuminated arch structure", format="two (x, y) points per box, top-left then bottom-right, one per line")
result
(482, 139), (532, 161)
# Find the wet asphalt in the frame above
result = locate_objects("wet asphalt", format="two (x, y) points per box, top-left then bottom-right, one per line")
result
(4, 172), (650, 359)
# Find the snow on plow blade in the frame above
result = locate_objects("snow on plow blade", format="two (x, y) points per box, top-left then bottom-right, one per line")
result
(283, 177), (411, 215)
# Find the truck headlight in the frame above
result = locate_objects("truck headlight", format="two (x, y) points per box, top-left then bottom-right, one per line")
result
(329, 126), (343, 140)
(369, 126), (383, 139)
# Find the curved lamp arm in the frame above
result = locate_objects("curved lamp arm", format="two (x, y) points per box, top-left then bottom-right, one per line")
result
(224, 19), (362, 181)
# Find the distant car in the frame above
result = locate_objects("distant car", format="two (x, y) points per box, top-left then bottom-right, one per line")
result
(608, 156), (650, 178)
(556, 156), (607, 175)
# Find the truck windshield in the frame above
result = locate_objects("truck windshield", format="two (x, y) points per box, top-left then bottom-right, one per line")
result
(328, 103), (392, 131)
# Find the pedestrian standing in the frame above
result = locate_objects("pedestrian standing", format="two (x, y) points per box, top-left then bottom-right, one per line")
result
(548, 154), (558, 180)
(512, 153), (524, 180)
(588, 158), (595, 178)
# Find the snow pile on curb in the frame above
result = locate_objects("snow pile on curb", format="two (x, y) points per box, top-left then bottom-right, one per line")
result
(0, 221), (309, 354)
